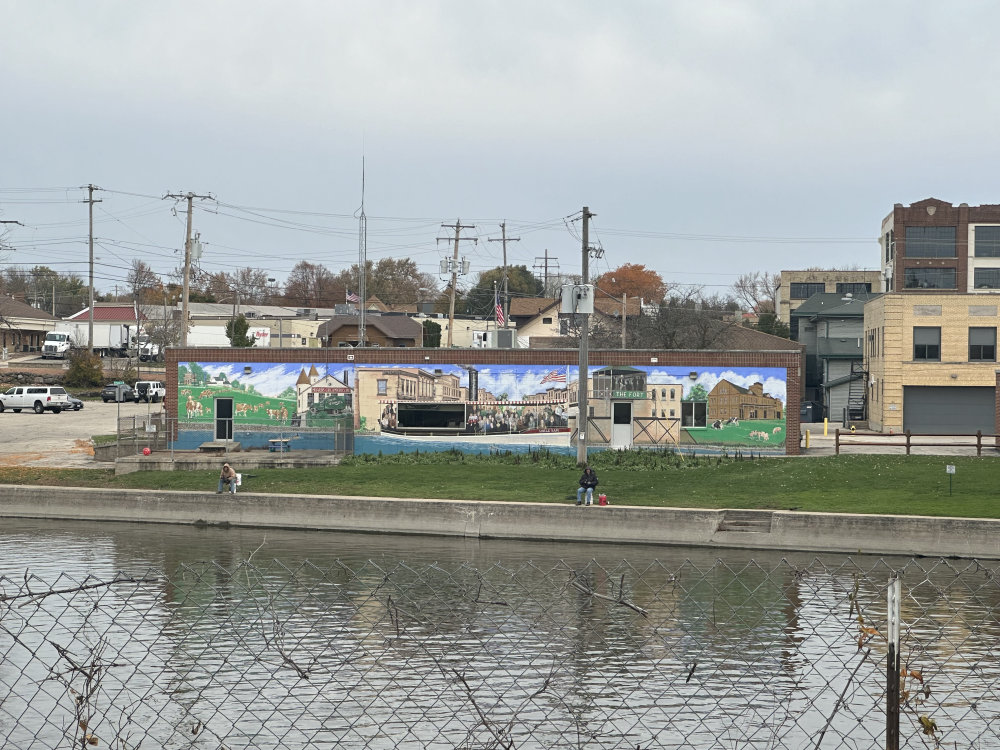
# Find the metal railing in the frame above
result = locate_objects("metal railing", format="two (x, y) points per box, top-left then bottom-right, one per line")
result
(2, 556), (998, 748)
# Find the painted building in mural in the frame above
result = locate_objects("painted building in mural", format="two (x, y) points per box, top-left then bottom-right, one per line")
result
(170, 351), (794, 455)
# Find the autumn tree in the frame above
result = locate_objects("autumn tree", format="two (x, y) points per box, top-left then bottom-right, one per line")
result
(336, 258), (437, 307)
(462, 265), (543, 317)
(593, 263), (666, 303)
(126, 260), (160, 306)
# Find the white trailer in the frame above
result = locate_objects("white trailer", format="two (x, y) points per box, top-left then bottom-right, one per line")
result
(41, 322), (130, 359)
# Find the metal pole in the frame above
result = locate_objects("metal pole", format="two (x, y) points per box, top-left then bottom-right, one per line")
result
(181, 194), (194, 347)
(576, 206), (593, 466)
(886, 576), (901, 750)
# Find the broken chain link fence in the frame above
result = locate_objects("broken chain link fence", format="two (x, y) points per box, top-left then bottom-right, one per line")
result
(2, 556), (998, 748)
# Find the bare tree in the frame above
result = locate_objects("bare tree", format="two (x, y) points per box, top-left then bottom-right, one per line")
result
(126, 260), (160, 306)
(285, 261), (340, 308)
(731, 271), (780, 314)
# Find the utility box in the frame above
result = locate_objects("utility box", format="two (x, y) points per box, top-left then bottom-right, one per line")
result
(487, 329), (516, 349)
(560, 284), (594, 314)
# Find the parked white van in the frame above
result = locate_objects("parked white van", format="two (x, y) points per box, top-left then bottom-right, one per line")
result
(0, 385), (72, 413)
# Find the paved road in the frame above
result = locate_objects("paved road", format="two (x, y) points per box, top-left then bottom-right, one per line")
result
(0, 399), (166, 469)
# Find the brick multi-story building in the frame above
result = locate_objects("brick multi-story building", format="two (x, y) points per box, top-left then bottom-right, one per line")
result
(880, 198), (1000, 293)
(866, 198), (1000, 434)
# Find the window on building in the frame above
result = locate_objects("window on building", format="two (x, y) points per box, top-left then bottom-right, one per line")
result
(681, 401), (707, 427)
(542, 317), (552, 324)
(377, 379), (388, 396)
(974, 226), (1000, 257)
(790, 282), (825, 299)
(913, 327), (941, 361)
(836, 282), (872, 295)
(904, 268), (956, 289)
(973, 268), (1000, 289)
(969, 327), (997, 361)
(905, 226), (956, 258)
(885, 229), (895, 262)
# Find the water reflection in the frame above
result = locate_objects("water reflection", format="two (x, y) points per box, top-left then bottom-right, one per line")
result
(2, 519), (999, 749)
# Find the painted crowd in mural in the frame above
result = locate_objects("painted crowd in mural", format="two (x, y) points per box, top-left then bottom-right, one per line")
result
(177, 361), (788, 455)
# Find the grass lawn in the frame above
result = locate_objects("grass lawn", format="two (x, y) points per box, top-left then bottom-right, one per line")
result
(0, 450), (996, 519)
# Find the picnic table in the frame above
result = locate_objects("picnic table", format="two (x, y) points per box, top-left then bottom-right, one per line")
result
(268, 437), (292, 452)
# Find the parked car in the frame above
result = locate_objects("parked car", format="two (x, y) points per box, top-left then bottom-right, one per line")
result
(101, 383), (135, 403)
(0, 385), (72, 414)
(66, 395), (84, 411)
(133, 380), (166, 403)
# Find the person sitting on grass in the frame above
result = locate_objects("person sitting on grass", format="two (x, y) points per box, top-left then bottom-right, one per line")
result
(217, 463), (237, 495)
(576, 465), (599, 506)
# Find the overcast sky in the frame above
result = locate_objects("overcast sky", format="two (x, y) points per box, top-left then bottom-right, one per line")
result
(3, 1), (998, 301)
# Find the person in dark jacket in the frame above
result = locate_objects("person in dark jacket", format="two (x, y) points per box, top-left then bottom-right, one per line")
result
(576, 465), (599, 506)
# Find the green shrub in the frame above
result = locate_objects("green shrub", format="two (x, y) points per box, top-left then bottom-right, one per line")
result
(63, 351), (104, 387)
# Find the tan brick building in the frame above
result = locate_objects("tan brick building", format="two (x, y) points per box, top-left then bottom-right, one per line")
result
(865, 293), (998, 434)
(778, 270), (883, 328)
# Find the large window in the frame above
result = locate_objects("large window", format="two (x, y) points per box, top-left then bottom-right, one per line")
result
(913, 327), (941, 361)
(969, 327), (997, 361)
(904, 268), (956, 289)
(836, 282), (872, 295)
(973, 268), (1000, 289)
(974, 226), (1000, 257)
(905, 226), (956, 258)
(790, 282), (825, 299)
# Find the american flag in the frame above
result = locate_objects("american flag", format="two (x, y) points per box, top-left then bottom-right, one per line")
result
(540, 369), (566, 384)
(347, 291), (360, 303)
(494, 290), (505, 327)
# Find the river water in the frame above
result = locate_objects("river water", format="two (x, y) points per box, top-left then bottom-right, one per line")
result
(2, 518), (998, 749)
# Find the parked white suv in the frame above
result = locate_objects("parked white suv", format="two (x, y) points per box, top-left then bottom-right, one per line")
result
(0, 385), (72, 414)
(133, 380), (166, 403)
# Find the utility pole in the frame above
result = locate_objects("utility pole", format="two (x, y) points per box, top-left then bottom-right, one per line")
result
(577, 206), (596, 466)
(621, 292), (627, 349)
(83, 185), (101, 353)
(165, 192), (212, 347)
(488, 222), (519, 328)
(438, 219), (476, 348)
(533, 250), (560, 296)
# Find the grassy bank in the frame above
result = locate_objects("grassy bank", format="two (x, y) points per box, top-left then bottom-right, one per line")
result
(1, 450), (996, 518)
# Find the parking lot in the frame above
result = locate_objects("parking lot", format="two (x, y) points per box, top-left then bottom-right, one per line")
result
(0, 398), (165, 469)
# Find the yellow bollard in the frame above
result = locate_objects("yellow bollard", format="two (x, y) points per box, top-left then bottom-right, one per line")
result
(805, 429), (810, 449)
(823, 418), (828, 437)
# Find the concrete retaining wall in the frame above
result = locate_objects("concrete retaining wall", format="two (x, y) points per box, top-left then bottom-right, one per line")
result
(3, 485), (999, 559)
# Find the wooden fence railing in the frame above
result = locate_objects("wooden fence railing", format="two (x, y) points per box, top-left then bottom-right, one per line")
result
(835, 429), (999, 456)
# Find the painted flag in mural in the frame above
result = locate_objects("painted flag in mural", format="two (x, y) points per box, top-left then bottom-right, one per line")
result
(494, 290), (505, 326)
(347, 291), (361, 303)
(540, 369), (566, 384)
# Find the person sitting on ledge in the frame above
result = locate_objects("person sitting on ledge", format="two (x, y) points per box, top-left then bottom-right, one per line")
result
(217, 462), (237, 495)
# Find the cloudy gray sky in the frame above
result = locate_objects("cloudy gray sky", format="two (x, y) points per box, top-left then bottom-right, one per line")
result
(2, 1), (998, 300)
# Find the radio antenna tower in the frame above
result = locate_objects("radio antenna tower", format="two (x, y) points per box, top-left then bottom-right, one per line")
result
(357, 158), (367, 347)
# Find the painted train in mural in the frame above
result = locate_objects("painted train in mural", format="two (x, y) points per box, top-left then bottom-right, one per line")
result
(177, 361), (788, 453)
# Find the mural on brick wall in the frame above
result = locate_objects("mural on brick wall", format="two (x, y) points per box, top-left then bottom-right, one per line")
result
(176, 361), (787, 454)
(178, 362), (354, 429)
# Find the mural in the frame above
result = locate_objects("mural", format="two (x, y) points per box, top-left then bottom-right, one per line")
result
(176, 361), (788, 455)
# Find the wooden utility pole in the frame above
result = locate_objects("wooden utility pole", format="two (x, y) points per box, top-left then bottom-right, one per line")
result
(165, 192), (212, 347)
(488, 222), (519, 328)
(577, 206), (595, 466)
(83, 185), (102, 353)
(438, 219), (475, 348)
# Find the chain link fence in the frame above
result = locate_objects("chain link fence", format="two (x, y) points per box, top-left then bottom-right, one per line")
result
(2, 556), (998, 748)
(112, 414), (353, 458)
